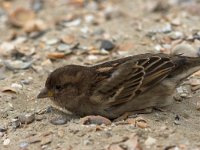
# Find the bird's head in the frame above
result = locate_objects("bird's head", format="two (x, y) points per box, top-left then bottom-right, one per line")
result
(37, 65), (91, 101)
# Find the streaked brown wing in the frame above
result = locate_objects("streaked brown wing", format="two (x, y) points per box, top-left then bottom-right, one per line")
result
(90, 54), (175, 107)
(138, 56), (175, 91)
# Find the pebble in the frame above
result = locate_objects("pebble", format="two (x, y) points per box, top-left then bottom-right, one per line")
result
(0, 42), (15, 56)
(103, 6), (119, 20)
(4, 60), (33, 70)
(13, 36), (27, 45)
(64, 19), (81, 27)
(93, 28), (105, 35)
(47, 52), (65, 59)
(171, 43), (197, 57)
(9, 8), (35, 27)
(86, 1), (99, 11)
(154, 44), (163, 52)
(14, 46), (35, 57)
(171, 18), (181, 26)
(0, 132), (4, 137)
(35, 115), (46, 121)
(19, 141), (29, 149)
(50, 115), (68, 125)
(149, 23), (172, 33)
(144, 136), (157, 147)
(174, 115), (181, 125)
(87, 55), (99, 61)
(31, 0), (43, 12)
(1, 87), (17, 94)
(193, 32), (200, 41)
(168, 31), (184, 40)
(100, 40), (115, 51)
(11, 118), (21, 129)
(174, 120), (181, 125)
(176, 85), (191, 98)
(0, 42), (15, 50)
(8, 102), (14, 110)
(0, 126), (7, 132)
(11, 83), (23, 90)
(21, 77), (33, 85)
(18, 113), (35, 124)
(45, 38), (59, 45)
(136, 121), (148, 129)
(189, 78), (200, 86)
(57, 128), (65, 137)
(3, 138), (10, 146)
(83, 139), (93, 145)
(85, 14), (95, 24)
(162, 44), (172, 50)
(57, 44), (71, 52)
(80, 26), (90, 34)
(41, 59), (52, 67)
(24, 19), (47, 33)
(127, 117), (148, 128)
(80, 115), (112, 125)
(61, 35), (76, 45)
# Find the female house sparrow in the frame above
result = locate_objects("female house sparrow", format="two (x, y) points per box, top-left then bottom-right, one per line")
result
(37, 53), (200, 119)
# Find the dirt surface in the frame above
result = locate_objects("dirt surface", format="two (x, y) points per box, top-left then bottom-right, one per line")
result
(1, 0), (200, 149)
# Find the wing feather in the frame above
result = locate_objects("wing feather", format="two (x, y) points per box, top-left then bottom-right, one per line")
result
(90, 54), (175, 107)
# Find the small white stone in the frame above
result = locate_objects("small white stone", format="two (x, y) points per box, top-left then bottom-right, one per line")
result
(0, 42), (15, 51)
(174, 146), (181, 150)
(83, 139), (92, 145)
(87, 55), (98, 60)
(13, 36), (27, 45)
(8, 102), (13, 108)
(176, 86), (184, 93)
(11, 83), (23, 90)
(0, 132), (4, 137)
(64, 19), (81, 27)
(0, 42), (15, 56)
(57, 44), (71, 52)
(176, 85), (191, 98)
(28, 76), (33, 81)
(150, 23), (172, 33)
(80, 26), (89, 34)
(46, 38), (59, 45)
(163, 44), (171, 49)
(85, 14), (95, 23)
(145, 136), (156, 146)
(168, 31), (184, 40)
(154, 45), (162, 51)
(3, 138), (10, 146)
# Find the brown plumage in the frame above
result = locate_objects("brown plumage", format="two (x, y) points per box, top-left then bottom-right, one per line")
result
(37, 53), (200, 119)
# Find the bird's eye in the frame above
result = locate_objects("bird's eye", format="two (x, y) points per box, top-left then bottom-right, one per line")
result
(55, 85), (62, 90)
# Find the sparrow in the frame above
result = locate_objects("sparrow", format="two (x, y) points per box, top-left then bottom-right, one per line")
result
(37, 53), (200, 119)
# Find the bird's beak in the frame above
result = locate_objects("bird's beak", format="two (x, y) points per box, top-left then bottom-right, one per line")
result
(37, 88), (54, 99)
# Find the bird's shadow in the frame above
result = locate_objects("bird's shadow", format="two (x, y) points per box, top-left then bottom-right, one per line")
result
(40, 105), (173, 125)
(43, 106), (79, 125)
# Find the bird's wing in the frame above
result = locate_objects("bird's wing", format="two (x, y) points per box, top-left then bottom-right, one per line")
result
(90, 54), (175, 106)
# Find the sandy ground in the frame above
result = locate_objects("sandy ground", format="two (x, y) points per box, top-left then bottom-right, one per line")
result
(0, 0), (200, 149)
